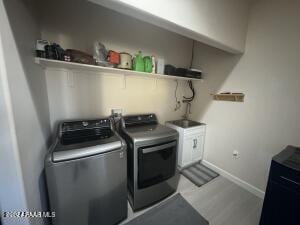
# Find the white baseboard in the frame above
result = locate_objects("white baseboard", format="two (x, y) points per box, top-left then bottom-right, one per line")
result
(202, 160), (265, 199)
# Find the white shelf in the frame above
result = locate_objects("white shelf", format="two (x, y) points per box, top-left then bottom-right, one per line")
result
(35, 58), (202, 81)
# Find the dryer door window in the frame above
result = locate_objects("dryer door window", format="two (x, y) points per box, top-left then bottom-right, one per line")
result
(138, 141), (177, 189)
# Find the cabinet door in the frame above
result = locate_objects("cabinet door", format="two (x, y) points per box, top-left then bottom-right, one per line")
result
(260, 181), (300, 225)
(191, 134), (205, 162)
(182, 136), (194, 167)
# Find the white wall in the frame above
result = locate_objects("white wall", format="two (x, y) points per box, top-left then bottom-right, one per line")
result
(191, 0), (300, 194)
(90, 0), (252, 53)
(3, 1), (299, 224)
(45, 70), (188, 129)
(0, 1), (30, 224)
(39, 0), (193, 127)
(1, 0), (51, 224)
(40, 0), (192, 68)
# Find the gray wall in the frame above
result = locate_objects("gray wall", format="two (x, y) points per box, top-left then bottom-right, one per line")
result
(191, 0), (300, 194)
(0, 1), (30, 223)
(1, 0), (51, 224)
(90, 0), (252, 53)
(39, 0), (193, 68)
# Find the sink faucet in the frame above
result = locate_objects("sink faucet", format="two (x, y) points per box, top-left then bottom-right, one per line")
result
(182, 102), (191, 119)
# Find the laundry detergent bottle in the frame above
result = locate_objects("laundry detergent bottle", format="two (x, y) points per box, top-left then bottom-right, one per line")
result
(133, 51), (145, 72)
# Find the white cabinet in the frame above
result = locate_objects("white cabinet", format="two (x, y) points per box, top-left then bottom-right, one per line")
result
(182, 135), (194, 166)
(191, 134), (205, 161)
(165, 121), (206, 168)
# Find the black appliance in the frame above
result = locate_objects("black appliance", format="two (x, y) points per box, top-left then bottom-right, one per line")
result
(260, 145), (300, 225)
(185, 68), (202, 79)
(164, 64), (176, 75)
(45, 118), (127, 225)
(119, 114), (179, 210)
(163, 65), (202, 79)
(45, 43), (65, 60)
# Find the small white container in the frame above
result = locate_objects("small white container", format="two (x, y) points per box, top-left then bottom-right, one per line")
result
(151, 56), (156, 73)
(156, 58), (165, 74)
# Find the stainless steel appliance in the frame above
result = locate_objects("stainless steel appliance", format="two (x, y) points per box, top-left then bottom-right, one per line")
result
(119, 114), (179, 211)
(260, 145), (300, 225)
(45, 118), (127, 225)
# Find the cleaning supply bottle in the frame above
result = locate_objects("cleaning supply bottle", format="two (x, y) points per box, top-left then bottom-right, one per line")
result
(133, 51), (145, 72)
(143, 56), (152, 73)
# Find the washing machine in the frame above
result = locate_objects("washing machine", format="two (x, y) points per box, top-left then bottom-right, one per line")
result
(45, 118), (127, 225)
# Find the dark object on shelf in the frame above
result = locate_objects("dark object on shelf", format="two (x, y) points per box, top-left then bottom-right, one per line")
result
(107, 50), (120, 65)
(174, 68), (187, 76)
(36, 39), (50, 58)
(173, 68), (202, 79)
(164, 64), (176, 75)
(64, 49), (95, 65)
(45, 43), (65, 61)
(36, 50), (45, 58)
(259, 145), (300, 225)
(164, 66), (202, 79)
(185, 68), (202, 79)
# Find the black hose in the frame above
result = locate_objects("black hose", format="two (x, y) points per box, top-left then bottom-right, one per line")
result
(183, 80), (195, 102)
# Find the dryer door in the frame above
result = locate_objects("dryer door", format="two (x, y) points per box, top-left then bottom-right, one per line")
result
(137, 141), (177, 189)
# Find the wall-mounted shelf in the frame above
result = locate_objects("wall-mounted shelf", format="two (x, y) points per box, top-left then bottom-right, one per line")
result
(35, 58), (203, 81)
(212, 93), (245, 102)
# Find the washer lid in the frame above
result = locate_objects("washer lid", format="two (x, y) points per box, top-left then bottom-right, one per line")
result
(52, 135), (123, 162)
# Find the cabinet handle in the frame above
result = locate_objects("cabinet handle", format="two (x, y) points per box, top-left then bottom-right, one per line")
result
(193, 139), (197, 148)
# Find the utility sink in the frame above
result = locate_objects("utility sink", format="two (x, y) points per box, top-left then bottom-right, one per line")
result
(166, 119), (204, 128)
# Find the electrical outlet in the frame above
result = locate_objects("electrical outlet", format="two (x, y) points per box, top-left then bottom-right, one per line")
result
(111, 108), (123, 116)
(233, 150), (239, 159)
